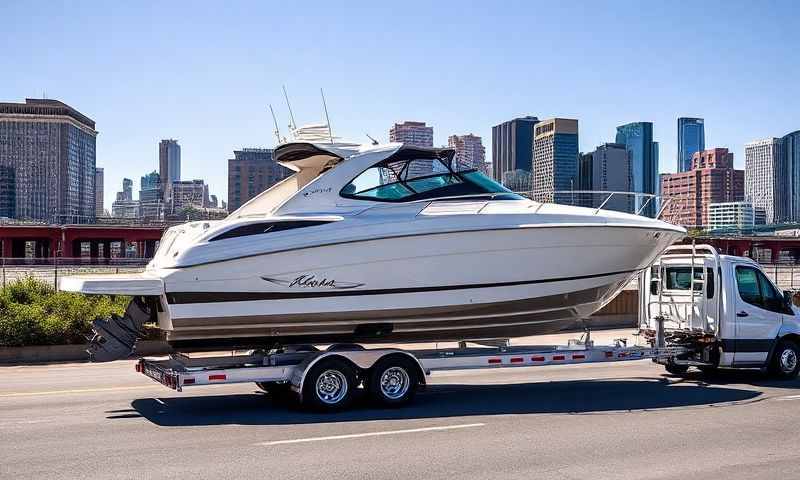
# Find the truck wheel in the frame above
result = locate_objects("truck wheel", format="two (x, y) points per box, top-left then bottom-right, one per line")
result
(302, 357), (357, 412)
(664, 361), (689, 376)
(771, 340), (800, 379)
(367, 355), (420, 407)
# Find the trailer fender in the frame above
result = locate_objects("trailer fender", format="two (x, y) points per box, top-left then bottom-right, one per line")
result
(293, 349), (426, 402)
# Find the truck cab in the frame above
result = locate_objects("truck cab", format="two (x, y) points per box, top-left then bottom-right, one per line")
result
(640, 244), (800, 378)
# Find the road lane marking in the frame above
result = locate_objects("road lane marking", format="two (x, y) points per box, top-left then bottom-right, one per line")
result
(255, 423), (485, 446)
(0, 385), (154, 398)
(776, 394), (800, 401)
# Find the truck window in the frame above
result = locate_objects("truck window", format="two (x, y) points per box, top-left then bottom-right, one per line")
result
(664, 267), (713, 297)
(736, 266), (761, 306)
(757, 269), (785, 312)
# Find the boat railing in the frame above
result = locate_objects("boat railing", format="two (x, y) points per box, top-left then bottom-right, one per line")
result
(515, 190), (669, 218)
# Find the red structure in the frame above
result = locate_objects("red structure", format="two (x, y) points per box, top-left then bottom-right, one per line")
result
(692, 235), (800, 264)
(661, 148), (744, 227)
(0, 224), (165, 259)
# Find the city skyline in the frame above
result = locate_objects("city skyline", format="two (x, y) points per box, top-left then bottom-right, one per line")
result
(2, 1), (797, 210)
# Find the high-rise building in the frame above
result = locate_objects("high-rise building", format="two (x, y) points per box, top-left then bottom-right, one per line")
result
(447, 134), (486, 172)
(677, 117), (705, 172)
(140, 171), (159, 192)
(577, 143), (632, 212)
(782, 130), (800, 222)
(171, 179), (206, 213)
(227, 148), (292, 211)
(159, 139), (181, 201)
(389, 121), (433, 147)
(744, 137), (781, 224)
(116, 178), (133, 202)
(532, 118), (578, 201)
(660, 148), (744, 227)
(0, 166), (15, 219)
(111, 178), (139, 219)
(491, 116), (539, 184)
(615, 122), (659, 217)
(708, 201), (755, 231)
(209, 194), (218, 208)
(139, 171), (163, 221)
(95, 167), (104, 217)
(0, 98), (97, 223)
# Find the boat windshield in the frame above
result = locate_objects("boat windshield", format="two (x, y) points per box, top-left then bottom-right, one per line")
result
(340, 153), (522, 202)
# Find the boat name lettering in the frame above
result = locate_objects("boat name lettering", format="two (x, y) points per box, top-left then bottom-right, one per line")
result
(303, 187), (332, 197)
(261, 275), (365, 290)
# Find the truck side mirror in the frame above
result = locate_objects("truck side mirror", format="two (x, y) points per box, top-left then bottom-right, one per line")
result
(784, 290), (794, 308)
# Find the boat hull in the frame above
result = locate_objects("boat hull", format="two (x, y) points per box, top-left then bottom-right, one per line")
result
(156, 224), (681, 348)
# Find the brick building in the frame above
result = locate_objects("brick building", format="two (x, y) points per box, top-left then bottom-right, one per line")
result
(660, 148), (744, 227)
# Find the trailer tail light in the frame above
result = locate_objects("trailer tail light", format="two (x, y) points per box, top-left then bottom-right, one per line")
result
(488, 358), (502, 364)
(531, 356), (545, 362)
(552, 355), (565, 361)
(135, 361), (142, 373)
(183, 378), (195, 385)
(208, 374), (227, 381)
(510, 357), (524, 364)
(572, 354), (586, 360)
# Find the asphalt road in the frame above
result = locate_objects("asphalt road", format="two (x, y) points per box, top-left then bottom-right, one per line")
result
(2, 330), (800, 480)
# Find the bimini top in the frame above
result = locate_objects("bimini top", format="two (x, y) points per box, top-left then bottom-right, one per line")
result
(230, 141), (520, 218)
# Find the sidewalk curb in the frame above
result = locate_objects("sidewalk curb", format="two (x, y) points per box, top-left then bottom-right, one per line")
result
(0, 340), (173, 365)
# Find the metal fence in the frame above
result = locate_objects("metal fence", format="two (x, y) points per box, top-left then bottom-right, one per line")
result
(0, 258), (149, 289)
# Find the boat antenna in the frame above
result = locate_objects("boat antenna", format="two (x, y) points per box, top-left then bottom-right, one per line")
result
(365, 133), (379, 145)
(268, 104), (284, 144)
(282, 85), (297, 132)
(320, 88), (334, 143)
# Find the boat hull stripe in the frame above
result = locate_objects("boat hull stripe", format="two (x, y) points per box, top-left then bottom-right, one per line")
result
(165, 269), (636, 304)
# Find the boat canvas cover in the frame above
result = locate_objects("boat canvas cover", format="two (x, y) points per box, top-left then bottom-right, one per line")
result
(59, 273), (164, 296)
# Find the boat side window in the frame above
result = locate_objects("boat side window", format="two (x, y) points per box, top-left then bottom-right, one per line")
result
(210, 221), (330, 241)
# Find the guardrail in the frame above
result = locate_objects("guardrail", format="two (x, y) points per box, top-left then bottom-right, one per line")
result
(0, 257), (151, 289)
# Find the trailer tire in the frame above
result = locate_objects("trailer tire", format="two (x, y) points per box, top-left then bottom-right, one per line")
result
(302, 357), (357, 411)
(770, 339), (800, 379)
(367, 355), (420, 407)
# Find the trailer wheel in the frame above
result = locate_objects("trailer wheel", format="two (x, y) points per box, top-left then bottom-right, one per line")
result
(770, 340), (800, 379)
(367, 355), (420, 407)
(302, 357), (357, 411)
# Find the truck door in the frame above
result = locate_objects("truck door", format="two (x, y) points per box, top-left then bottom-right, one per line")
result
(733, 265), (783, 366)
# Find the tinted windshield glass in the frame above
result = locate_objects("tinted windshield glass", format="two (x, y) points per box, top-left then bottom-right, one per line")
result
(341, 152), (518, 202)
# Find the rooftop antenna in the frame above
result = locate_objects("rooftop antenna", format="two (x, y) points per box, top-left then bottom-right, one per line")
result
(268, 104), (284, 144)
(320, 88), (334, 143)
(282, 85), (297, 133)
(365, 133), (379, 145)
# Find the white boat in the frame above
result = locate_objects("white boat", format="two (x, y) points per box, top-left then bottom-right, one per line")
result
(60, 140), (685, 360)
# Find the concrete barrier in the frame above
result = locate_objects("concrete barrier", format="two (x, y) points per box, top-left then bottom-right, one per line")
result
(0, 340), (172, 365)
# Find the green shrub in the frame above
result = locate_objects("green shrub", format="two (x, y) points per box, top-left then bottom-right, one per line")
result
(0, 277), (130, 347)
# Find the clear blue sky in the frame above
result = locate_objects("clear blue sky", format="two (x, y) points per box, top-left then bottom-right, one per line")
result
(2, 0), (798, 209)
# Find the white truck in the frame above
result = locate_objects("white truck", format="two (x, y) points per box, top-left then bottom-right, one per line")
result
(135, 244), (800, 411)
(641, 244), (800, 377)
